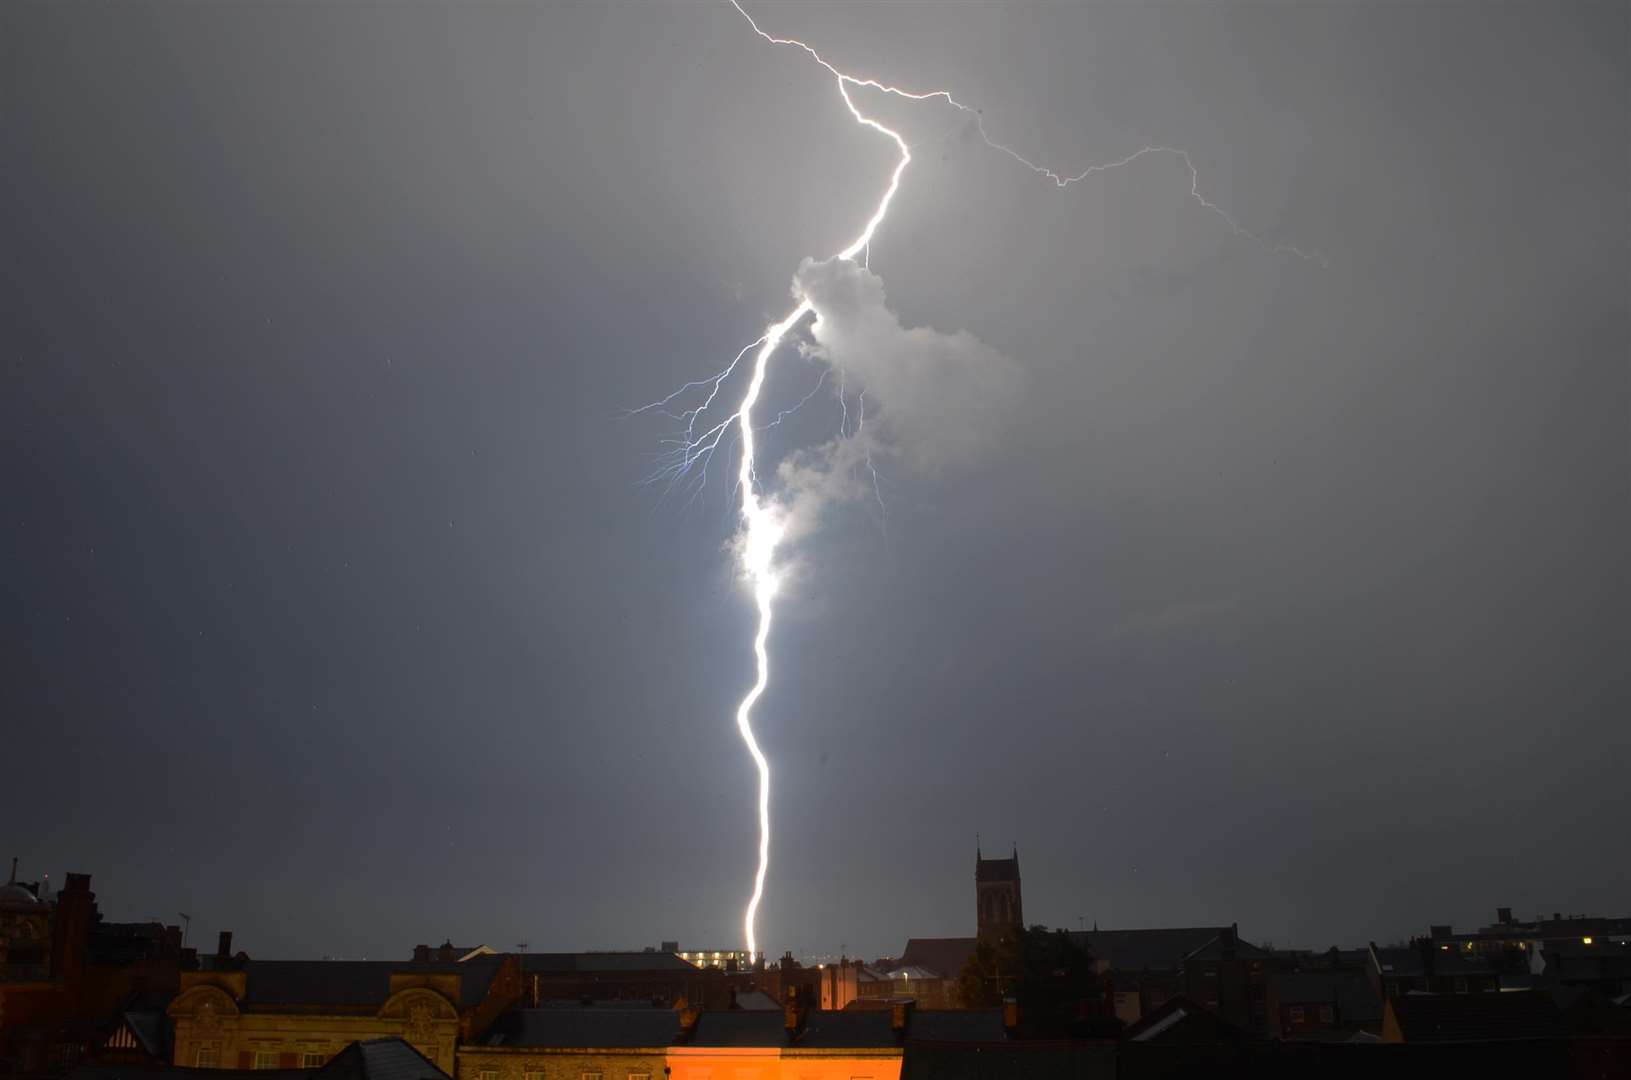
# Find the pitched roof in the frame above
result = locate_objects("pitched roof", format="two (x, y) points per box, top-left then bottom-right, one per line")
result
(1123, 996), (1244, 1045)
(1370, 946), (1494, 978)
(732, 990), (780, 1010)
(688, 1010), (899, 1048)
(311, 1039), (449, 1080)
(483, 1009), (681, 1048)
(1387, 991), (1567, 1043)
(1183, 933), (1269, 962)
(1068, 928), (1234, 973)
(242, 958), (502, 1010)
(896, 938), (977, 980)
(1369, 947), (1425, 977)
(121, 1009), (170, 1059)
(905, 1010), (1008, 1042)
(518, 952), (696, 973)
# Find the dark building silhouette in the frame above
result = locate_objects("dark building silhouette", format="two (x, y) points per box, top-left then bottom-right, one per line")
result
(975, 847), (1023, 947)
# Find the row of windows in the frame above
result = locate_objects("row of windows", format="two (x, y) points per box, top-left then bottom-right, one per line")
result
(192, 1045), (330, 1068)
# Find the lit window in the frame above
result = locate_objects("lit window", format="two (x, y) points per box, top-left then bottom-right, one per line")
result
(255, 1052), (279, 1070)
(480, 1071), (498, 1080)
(302, 1054), (326, 1068)
(629, 1074), (650, 1080)
(526, 1073), (544, 1080)
(1319, 1005), (1334, 1024)
(1288, 1006), (1305, 1024)
(195, 1044), (220, 1068)
(582, 1073), (602, 1080)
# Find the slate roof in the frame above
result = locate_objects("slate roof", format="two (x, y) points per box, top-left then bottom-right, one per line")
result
(896, 938), (977, 979)
(483, 1009), (681, 1048)
(688, 1010), (899, 1048)
(906, 1009), (1008, 1042)
(242, 957), (502, 1009)
(1183, 933), (1270, 962)
(519, 952), (696, 974)
(121, 1009), (170, 1059)
(1387, 991), (1567, 1043)
(885, 966), (941, 981)
(1123, 996), (1244, 1045)
(1370, 946), (1494, 979)
(312, 1038), (449, 1080)
(1068, 928), (1236, 973)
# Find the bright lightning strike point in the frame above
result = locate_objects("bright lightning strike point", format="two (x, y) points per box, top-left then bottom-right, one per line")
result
(647, 1), (1327, 962)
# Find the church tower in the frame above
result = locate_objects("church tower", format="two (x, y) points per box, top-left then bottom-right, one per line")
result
(975, 844), (1024, 946)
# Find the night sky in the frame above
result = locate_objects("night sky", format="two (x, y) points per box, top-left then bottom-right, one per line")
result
(4, 2), (1627, 962)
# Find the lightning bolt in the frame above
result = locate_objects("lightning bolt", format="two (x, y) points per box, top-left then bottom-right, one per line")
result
(632, 1), (1325, 961)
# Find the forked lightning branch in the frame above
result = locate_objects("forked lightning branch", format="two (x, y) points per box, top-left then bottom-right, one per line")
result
(630, 0), (1324, 961)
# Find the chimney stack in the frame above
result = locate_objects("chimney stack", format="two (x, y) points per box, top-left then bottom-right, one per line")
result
(51, 874), (95, 983)
(891, 999), (915, 1038)
(783, 986), (807, 1042)
(217, 931), (233, 959)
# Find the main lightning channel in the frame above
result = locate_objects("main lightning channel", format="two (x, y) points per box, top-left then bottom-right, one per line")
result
(728, 43), (915, 964)
(701, 0), (1327, 961)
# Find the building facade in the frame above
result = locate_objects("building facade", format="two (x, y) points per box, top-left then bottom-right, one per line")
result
(168, 957), (520, 1075)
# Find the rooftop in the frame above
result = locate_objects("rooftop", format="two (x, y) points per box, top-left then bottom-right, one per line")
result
(1387, 991), (1567, 1043)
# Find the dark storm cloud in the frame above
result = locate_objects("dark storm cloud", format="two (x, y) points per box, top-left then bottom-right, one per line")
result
(3, 1), (1625, 961)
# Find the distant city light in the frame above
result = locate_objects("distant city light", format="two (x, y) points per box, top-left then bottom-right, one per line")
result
(1583, 937), (1593, 945)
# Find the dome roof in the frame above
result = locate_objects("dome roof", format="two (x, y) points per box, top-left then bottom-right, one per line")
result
(1, 859), (44, 908)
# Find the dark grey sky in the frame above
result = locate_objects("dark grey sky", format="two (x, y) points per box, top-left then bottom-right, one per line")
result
(4, 1), (1626, 962)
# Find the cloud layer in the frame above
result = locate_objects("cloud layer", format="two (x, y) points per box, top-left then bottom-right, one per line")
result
(765, 257), (1020, 547)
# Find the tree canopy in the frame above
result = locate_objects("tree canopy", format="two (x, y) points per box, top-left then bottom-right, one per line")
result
(957, 925), (1114, 1038)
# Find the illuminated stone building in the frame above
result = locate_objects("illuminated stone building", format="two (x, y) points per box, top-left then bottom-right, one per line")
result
(167, 955), (520, 1074)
